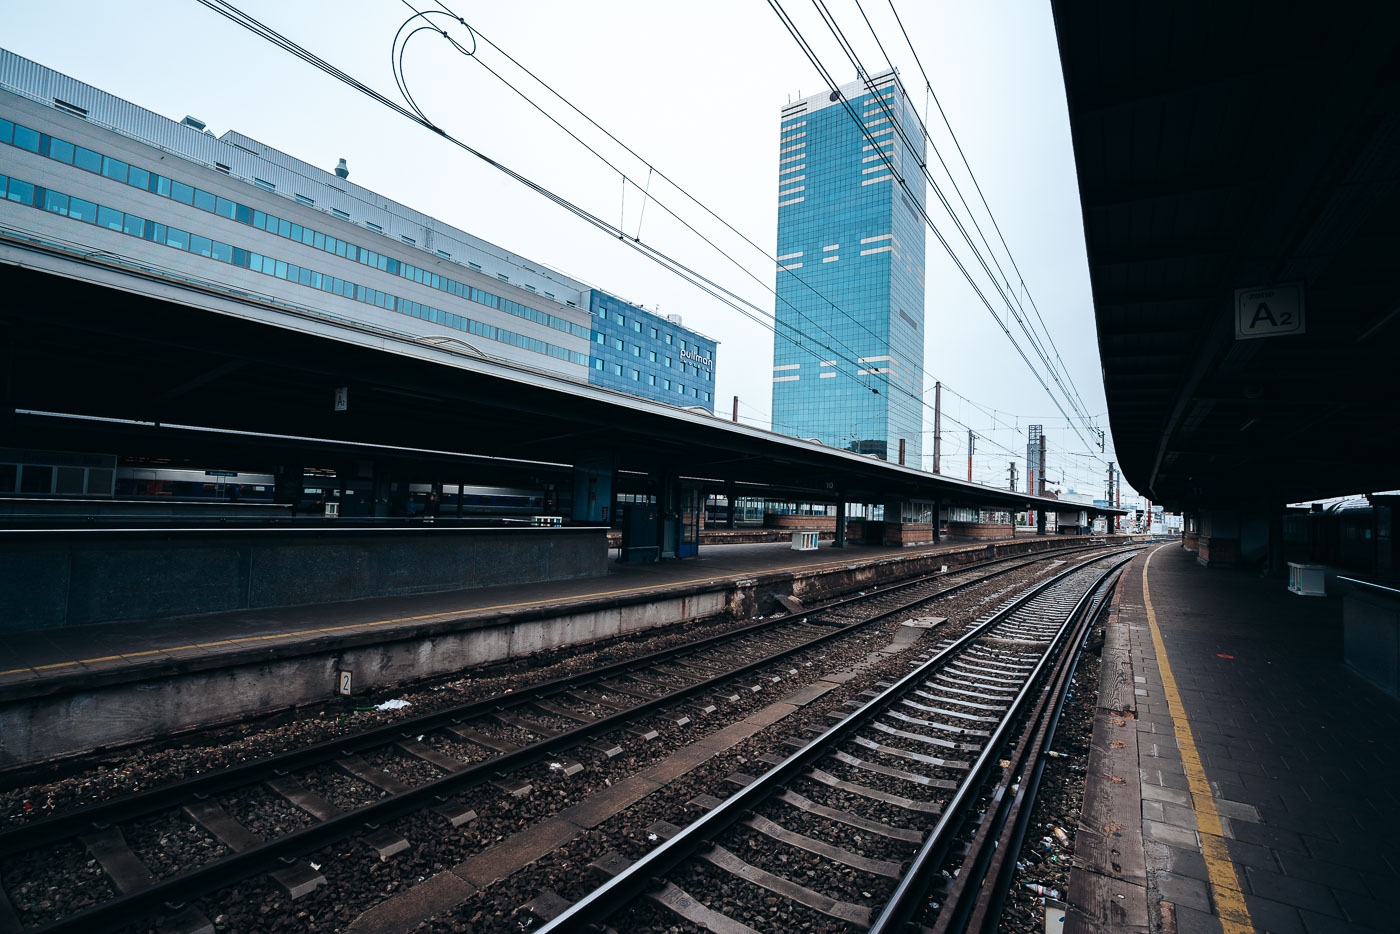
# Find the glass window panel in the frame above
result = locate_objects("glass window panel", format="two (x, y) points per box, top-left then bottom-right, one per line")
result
(12, 124), (40, 152)
(148, 222), (166, 243)
(71, 145), (101, 173)
(0, 117), (11, 144)
(97, 204), (123, 230)
(19, 465), (53, 493)
(86, 467), (113, 495)
(211, 240), (232, 262)
(278, 218), (291, 238)
(55, 466), (85, 495)
(215, 196), (236, 219)
(313, 231), (325, 250)
(192, 188), (215, 212)
(43, 189), (69, 215)
(289, 223), (302, 241)
(253, 210), (267, 229)
(302, 227), (314, 246)
(166, 226), (189, 249)
(127, 165), (149, 190)
(48, 137), (74, 164)
(101, 155), (128, 181)
(170, 180), (194, 204)
(6, 178), (35, 205)
(123, 213), (145, 237)
(190, 234), (212, 257)
(235, 203), (251, 224)
(154, 174), (171, 197)
(298, 266), (311, 286)
(275, 260), (288, 279)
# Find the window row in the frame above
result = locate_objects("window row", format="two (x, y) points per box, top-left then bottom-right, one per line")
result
(0, 116), (589, 341)
(595, 306), (699, 350)
(0, 171), (589, 369)
(592, 359), (710, 401)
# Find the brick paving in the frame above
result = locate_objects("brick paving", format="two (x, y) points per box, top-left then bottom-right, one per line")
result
(1074, 543), (1400, 934)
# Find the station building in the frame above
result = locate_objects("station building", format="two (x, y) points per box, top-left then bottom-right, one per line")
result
(0, 48), (715, 416)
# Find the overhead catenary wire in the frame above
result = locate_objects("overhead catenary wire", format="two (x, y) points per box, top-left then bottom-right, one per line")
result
(401, 0), (1052, 456)
(880, 0), (1097, 430)
(791, 0), (1100, 455)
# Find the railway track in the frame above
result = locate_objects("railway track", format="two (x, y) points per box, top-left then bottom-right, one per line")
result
(0, 543), (1124, 933)
(537, 550), (1134, 933)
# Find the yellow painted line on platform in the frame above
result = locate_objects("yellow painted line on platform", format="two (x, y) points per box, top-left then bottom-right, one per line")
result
(1141, 545), (1253, 934)
(0, 547), (930, 678)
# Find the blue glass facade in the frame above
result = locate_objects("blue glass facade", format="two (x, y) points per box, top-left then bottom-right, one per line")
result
(586, 290), (717, 410)
(770, 74), (925, 462)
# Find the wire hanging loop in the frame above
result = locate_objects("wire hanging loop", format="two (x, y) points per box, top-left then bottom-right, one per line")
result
(391, 5), (478, 126)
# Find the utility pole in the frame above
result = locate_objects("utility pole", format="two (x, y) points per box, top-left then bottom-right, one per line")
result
(932, 382), (942, 474)
(1037, 434), (1047, 496)
(1008, 460), (1017, 492)
(732, 395), (738, 423)
(967, 429), (975, 482)
(1107, 461), (1117, 532)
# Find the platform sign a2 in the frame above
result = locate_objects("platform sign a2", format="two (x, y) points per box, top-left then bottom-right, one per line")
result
(1235, 283), (1305, 340)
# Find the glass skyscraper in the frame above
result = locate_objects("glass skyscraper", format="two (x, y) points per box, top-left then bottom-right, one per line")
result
(771, 71), (926, 463)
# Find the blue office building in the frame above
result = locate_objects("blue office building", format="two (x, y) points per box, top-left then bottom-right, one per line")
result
(771, 71), (926, 462)
(587, 290), (717, 411)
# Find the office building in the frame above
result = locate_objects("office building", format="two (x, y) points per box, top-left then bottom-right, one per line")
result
(770, 70), (926, 461)
(0, 48), (714, 411)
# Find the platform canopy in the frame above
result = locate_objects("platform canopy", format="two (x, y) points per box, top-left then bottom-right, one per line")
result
(0, 258), (1120, 519)
(1053, 1), (1400, 510)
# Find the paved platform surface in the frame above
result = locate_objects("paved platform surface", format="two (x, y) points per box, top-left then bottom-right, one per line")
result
(1072, 543), (1400, 934)
(0, 535), (1073, 691)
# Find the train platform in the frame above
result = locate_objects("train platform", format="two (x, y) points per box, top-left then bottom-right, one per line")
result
(1072, 543), (1400, 934)
(0, 533), (1121, 769)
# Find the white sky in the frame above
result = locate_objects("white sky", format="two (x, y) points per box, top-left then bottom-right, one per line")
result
(3, 0), (1147, 505)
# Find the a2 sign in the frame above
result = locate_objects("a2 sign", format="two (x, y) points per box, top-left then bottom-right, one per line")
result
(1235, 283), (1305, 340)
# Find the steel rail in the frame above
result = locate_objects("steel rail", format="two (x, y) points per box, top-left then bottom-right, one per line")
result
(867, 553), (1134, 932)
(535, 549), (1139, 933)
(0, 541), (1094, 855)
(12, 548), (1119, 934)
(967, 567), (1125, 934)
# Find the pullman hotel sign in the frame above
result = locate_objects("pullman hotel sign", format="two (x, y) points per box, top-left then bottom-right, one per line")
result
(681, 348), (714, 371)
(1234, 283), (1305, 340)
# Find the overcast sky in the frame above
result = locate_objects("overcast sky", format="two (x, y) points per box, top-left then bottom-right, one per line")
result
(4, 0), (1144, 505)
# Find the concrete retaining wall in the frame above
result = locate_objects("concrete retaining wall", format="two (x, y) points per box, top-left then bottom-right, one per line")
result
(0, 534), (1141, 768)
(0, 526), (608, 632)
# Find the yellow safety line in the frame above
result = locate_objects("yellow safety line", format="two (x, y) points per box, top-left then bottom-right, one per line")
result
(0, 545), (950, 678)
(1141, 545), (1253, 933)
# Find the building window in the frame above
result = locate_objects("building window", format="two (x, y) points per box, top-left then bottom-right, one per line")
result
(665, 333), (673, 344)
(401, 235), (416, 245)
(335, 209), (352, 220)
(616, 314), (625, 326)
(632, 321), (642, 333)
(594, 333), (605, 344)
(664, 379), (672, 390)
(254, 177), (275, 191)
(436, 249), (450, 259)
(632, 345), (641, 356)
(468, 261), (481, 271)
(295, 193), (314, 206)
(650, 326), (658, 338)
(614, 338), (624, 351)
(664, 357), (672, 368)
(631, 369), (640, 380)
(649, 351), (657, 362)
(497, 273), (509, 281)
(598, 309), (607, 320)
(613, 364), (623, 376)
(649, 374), (657, 385)
(594, 358), (604, 370)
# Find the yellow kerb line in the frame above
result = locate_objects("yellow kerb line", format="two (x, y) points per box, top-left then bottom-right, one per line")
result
(0, 548), (917, 678)
(1141, 545), (1254, 933)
